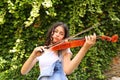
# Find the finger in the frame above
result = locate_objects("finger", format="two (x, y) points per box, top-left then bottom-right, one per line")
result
(85, 35), (90, 41)
(85, 36), (88, 41)
(85, 35), (95, 41)
(87, 35), (90, 40)
(37, 46), (44, 53)
(44, 46), (49, 49)
(94, 33), (96, 36)
(92, 33), (96, 41)
(40, 47), (44, 53)
(90, 35), (93, 40)
(64, 39), (68, 42)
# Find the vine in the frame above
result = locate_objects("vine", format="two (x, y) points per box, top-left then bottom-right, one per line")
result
(0, 0), (119, 80)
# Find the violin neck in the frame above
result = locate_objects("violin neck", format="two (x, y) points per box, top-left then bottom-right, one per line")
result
(68, 36), (100, 41)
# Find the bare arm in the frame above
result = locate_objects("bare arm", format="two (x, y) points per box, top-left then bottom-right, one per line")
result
(21, 46), (44, 75)
(21, 53), (38, 75)
(63, 33), (96, 75)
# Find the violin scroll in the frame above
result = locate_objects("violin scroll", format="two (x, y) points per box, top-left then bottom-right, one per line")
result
(111, 34), (119, 42)
(100, 34), (118, 42)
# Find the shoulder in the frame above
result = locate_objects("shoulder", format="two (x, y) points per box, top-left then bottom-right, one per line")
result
(62, 48), (72, 54)
(62, 48), (72, 57)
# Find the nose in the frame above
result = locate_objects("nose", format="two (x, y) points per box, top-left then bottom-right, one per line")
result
(55, 33), (60, 37)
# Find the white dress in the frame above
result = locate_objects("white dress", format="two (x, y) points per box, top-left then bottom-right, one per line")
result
(36, 49), (72, 80)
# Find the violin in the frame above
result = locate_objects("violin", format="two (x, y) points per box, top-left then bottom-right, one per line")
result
(44, 25), (118, 51)
(50, 34), (119, 51)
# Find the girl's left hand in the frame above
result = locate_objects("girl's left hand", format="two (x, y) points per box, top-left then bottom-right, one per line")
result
(84, 33), (96, 48)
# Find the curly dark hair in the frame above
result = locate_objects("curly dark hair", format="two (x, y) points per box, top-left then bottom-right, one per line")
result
(45, 22), (69, 46)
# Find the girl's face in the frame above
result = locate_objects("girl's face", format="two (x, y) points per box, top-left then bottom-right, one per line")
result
(52, 26), (65, 43)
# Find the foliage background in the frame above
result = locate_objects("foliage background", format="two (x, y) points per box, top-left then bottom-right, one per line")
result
(0, 0), (120, 80)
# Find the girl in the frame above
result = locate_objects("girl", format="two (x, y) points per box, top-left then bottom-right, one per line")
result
(21, 22), (96, 80)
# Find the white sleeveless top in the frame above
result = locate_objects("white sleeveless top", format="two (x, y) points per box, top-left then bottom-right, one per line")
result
(36, 49), (72, 70)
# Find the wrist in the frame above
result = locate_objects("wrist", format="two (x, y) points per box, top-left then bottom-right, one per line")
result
(30, 51), (37, 59)
(32, 50), (41, 58)
(83, 43), (92, 49)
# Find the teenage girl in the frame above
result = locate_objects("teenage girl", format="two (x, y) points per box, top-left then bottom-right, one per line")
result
(21, 22), (96, 80)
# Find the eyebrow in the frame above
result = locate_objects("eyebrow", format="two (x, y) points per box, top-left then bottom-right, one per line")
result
(56, 28), (64, 33)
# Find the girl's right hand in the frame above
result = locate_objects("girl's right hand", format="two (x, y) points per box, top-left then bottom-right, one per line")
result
(32, 46), (45, 57)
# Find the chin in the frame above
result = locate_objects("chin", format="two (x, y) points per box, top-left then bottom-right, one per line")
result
(53, 40), (60, 43)
(53, 41), (58, 43)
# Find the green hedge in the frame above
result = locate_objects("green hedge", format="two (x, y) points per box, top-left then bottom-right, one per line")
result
(0, 0), (120, 80)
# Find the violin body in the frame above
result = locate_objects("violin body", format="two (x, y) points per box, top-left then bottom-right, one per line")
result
(51, 39), (85, 51)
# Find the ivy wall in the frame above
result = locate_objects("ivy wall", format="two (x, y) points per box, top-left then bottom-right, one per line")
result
(0, 0), (120, 80)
